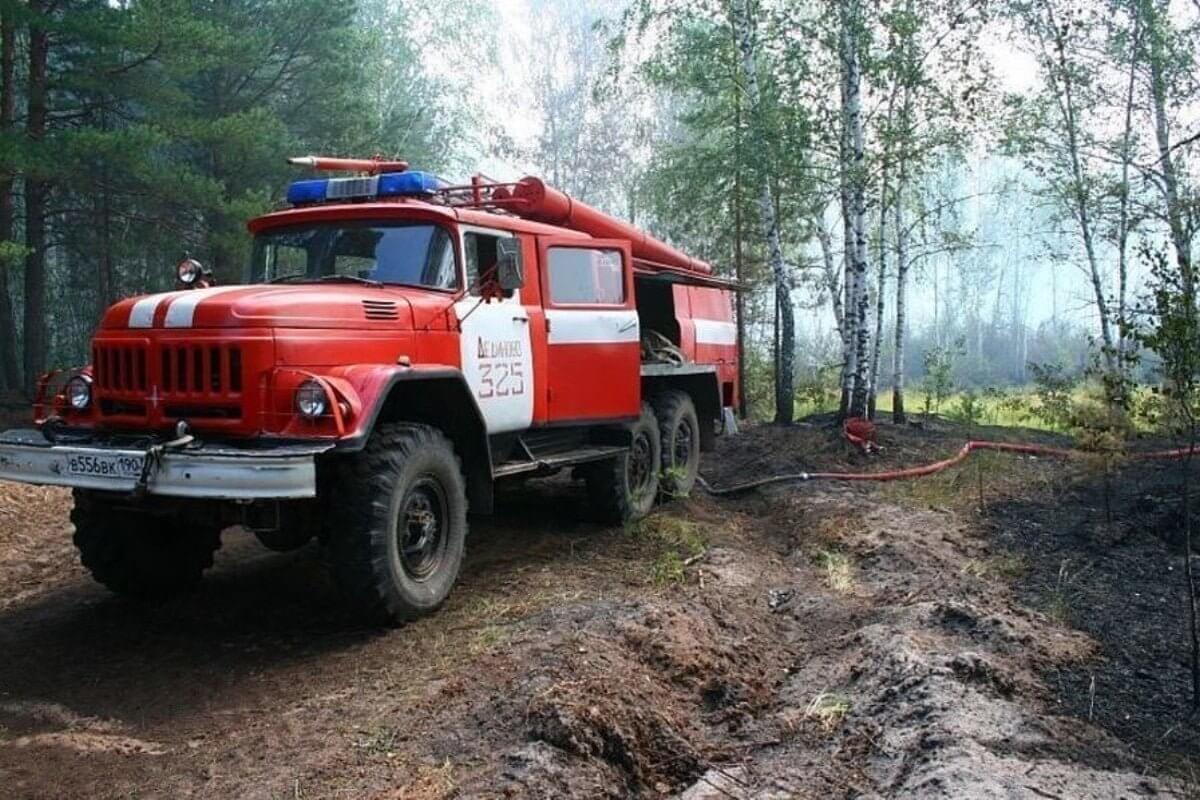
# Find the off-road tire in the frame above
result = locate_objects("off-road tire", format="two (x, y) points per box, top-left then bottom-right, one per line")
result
(326, 423), (467, 624)
(70, 490), (222, 600)
(585, 403), (661, 524)
(651, 390), (700, 499)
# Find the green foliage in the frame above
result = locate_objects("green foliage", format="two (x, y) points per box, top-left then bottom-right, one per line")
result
(1029, 362), (1079, 431)
(1134, 247), (1200, 442)
(948, 390), (982, 427)
(793, 361), (842, 418)
(921, 340), (961, 416)
(630, 514), (707, 585)
(743, 347), (777, 421)
(618, 0), (816, 285)
(814, 548), (855, 593)
(0, 0), (477, 376)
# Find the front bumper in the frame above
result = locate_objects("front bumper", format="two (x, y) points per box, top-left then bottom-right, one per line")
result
(0, 429), (333, 500)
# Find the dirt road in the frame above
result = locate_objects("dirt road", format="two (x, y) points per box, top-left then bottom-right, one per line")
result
(0, 422), (1194, 798)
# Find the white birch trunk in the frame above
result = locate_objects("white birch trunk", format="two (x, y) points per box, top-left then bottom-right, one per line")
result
(1146, 3), (1195, 296)
(1039, 5), (1117, 371)
(841, 0), (872, 417)
(892, 187), (909, 424)
(731, 0), (794, 423)
(838, 48), (857, 419)
(868, 178), (887, 420)
(1115, 14), (1140, 360)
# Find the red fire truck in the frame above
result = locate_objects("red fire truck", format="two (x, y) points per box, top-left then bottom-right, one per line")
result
(0, 157), (739, 622)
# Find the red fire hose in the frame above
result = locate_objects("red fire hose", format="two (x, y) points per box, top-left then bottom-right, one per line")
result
(697, 423), (1197, 497)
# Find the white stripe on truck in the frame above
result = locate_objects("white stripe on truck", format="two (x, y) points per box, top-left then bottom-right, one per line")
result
(545, 309), (639, 345)
(693, 318), (737, 346)
(128, 292), (174, 328)
(163, 286), (246, 328)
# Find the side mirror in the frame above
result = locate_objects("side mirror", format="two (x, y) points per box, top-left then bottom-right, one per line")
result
(496, 238), (523, 292)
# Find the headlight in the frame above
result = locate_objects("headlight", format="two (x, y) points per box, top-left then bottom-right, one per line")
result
(295, 379), (328, 419)
(177, 258), (202, 286)
(66, 375), (92, 410)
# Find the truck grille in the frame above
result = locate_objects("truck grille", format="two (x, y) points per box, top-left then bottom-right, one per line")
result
(159, 344), (243, 395)
(93, 343), (148, 392)
(93, 341), (246, 422)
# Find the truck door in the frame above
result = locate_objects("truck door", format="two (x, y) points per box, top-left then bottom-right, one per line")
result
(537, 237), (640, 423)
(454, 225), (535, 434)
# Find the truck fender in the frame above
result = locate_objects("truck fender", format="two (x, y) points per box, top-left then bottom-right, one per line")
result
(331, 364), (494, 514)
(641, 367), (722, 452)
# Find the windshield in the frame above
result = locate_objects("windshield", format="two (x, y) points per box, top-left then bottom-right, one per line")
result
(249, 222), (458, 290)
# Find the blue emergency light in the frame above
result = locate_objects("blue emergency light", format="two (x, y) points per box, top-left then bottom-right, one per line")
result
(286, 170), (442, 205)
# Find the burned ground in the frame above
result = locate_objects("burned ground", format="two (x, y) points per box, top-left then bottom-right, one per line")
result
(0, 419), (1197, 798)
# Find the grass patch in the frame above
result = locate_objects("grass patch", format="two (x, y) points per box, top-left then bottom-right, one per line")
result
(805, 692), (852, 731)
(814, 548), (855, 593)
(659, 465), (693, 499)
(456, 591), (557, 624)
(809, 512), (864, 548)
(630, 514), (708, 585)
(962, 552), (1028, 581)
(466, 623), (510, 655)
(879, 450), (1038, 510)
(354, 724), (401, 757)
(1045, 558), (1093, 626)
(398, 761), (456, 800)
(651, 550), (687, 585)
(796, 385), (1156, 433)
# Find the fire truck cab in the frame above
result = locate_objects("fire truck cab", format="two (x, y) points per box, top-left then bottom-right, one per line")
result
(0, 159), (739, 623)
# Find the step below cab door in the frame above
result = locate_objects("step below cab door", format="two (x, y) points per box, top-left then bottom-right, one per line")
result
(537, 237), (640, 424)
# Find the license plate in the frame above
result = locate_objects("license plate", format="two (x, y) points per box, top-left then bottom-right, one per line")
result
(65, 452), (145, 480)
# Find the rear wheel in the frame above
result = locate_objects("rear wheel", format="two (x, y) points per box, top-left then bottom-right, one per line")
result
(326, 423), (467, 624)
(652, 390), (700, 498)
(585, 403), (661, 524)
(70, 490), (222, 600)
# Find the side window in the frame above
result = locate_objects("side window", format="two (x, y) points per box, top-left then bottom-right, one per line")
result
(422, 229), (457, 289)
(547, 247), (625, 305)
(464, 231), (503, 296)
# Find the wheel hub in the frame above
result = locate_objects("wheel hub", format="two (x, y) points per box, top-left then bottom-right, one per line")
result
(673, 419), (694, 467)
(629, 431), (654, 495)
(398, 477), (447, 581)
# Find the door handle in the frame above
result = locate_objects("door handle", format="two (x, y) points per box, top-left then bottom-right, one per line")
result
(512, 316), (529, 323)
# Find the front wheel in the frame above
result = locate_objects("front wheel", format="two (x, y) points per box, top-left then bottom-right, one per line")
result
(71, 490), (222, 600)
(585, 403), (661, 524)
(326, 423), (468, 624)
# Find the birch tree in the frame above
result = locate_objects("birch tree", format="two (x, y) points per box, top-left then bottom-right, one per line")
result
(731, 0), (795, 423)
(839, 0), (872, 419)
(1106, 2), (1143, 359)
(1136, 0), (1196, 296)
(892, 183), (911, 421)
(1008, 0), (1118, 374)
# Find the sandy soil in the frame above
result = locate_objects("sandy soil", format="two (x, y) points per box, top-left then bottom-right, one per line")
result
(0, 419), (1196, 798)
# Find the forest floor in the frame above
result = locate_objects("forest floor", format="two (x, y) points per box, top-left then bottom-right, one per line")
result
(0, 417), (1198, 798)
